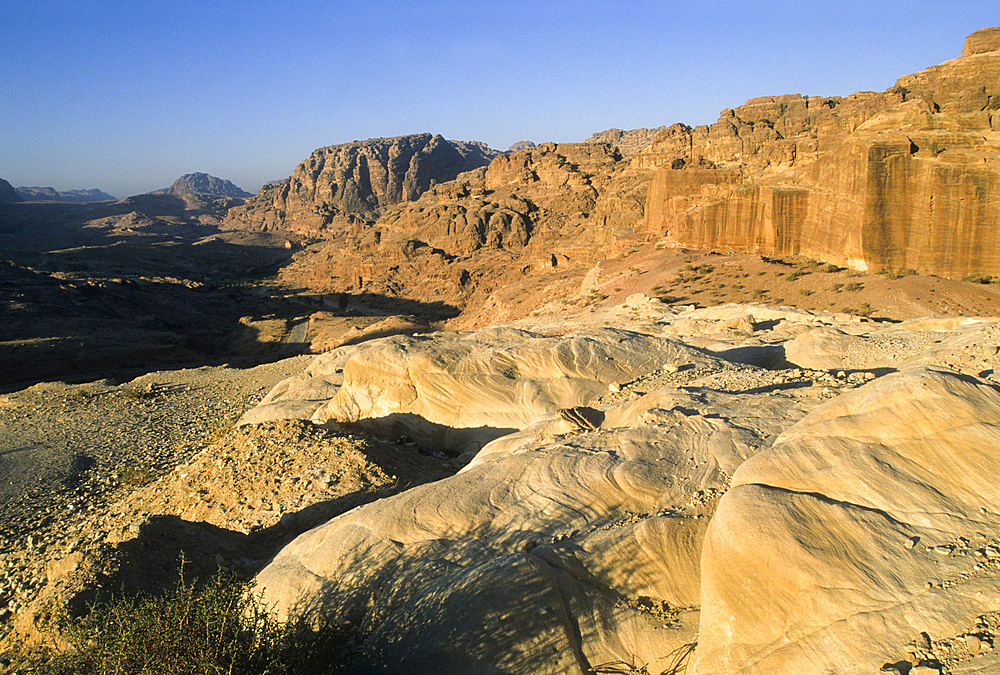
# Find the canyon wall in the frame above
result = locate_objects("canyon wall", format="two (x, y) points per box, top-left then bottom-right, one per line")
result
(642, 28), (1000, 277)
(223, 134), (499, 235)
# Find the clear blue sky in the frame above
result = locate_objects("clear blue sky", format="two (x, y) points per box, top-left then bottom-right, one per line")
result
(3, 0), (997, 199)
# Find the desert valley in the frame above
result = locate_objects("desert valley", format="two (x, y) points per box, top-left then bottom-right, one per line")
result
(2, 25), (1000, 675)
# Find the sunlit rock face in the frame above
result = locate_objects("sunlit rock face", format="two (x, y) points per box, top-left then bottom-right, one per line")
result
(642, 28), (1000, 278)
(222, 134), (498, 235)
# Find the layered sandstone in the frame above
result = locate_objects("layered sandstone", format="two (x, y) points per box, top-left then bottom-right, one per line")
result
(222, 134), (499, 236)
(243, 301), (1000, 674)
(642, 29), (1000, 278)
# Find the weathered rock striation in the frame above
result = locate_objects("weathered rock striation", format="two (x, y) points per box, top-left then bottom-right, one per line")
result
(153, 172), (252, 199)
(222, 134), (500, 235)
(641, 28), (1000, 279)
(242, 300), (1000, 674)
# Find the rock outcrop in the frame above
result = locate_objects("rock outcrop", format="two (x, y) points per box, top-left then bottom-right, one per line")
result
(273, 141), (651, 324)
(242, 324), (724, 456)
(506, 140), (536, 152)
(153, 172), (251, 199)
(587, 126), (669, 157)
(244, 301), (1000, 674)
(0, 179), (22, 204)
(641, 28), (1000, 279)
(14, 186), (115, 202)
(693, 366), (1000, 674)
(222, 134), (500, 236)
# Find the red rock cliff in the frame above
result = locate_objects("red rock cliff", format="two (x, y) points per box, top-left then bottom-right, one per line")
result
(642, 28), (1000, 277)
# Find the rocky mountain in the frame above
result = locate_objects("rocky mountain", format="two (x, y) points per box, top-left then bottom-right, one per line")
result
(586, 126), (669, 156)
(223, 134), (500, 235)
(152, 172), (252, 199)
(506, 140), (536, 152)
(0, 179), (22, 204)
(640, 26), (1000, 279)
(219, 28), (1000, 335)
(14, 186), (115, 202)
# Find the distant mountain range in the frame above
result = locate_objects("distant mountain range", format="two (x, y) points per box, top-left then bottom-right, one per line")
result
(152, 173), (252, 199)
(14, 186), (116, 202)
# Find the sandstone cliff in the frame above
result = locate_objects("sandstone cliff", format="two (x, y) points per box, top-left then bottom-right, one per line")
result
(274, 141), (652, 323)
(153, 172), (251, 199)
(222, 134), (500, 235)
(0, 179), (22, 204)
(641, 28), (1000, 278)
(587, 126), (669, 157)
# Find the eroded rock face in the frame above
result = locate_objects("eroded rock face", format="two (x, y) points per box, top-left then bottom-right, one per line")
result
(244, 325), (724, 456)
(222, 134), (499, 235)
(272, 141), (652, 325)
(252, 338), (805, 674)
(642, 28), (1000, 279)
(693, 366), (1000, 674)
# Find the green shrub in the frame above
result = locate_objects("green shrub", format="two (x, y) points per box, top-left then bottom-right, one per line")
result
(11, 567), (349, 675)
(844, 282), (864, 292)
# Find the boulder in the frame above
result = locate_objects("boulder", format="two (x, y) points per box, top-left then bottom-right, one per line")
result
(253, 373), (804, 674)
(307, 326), (723, 455)
(693, 367), (1000, 674)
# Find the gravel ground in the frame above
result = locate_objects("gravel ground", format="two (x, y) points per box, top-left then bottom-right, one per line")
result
(0, 355), (314, 629)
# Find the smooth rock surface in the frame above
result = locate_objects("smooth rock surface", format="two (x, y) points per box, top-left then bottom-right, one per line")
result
(693, 367), (1000, 674)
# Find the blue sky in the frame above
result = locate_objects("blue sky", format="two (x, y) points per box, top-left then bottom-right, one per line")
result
(3, 1), (997, 198)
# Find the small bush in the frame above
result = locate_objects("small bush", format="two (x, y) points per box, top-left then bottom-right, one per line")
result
(116, 463), (156, 488)
(963, 274), (995, 285)
(844, 282), (864, 292)
(799, 289), (815, 297)
(831, 283), (844, 293)
(11, 567), (349, 675)
(883, 267), (918, 279)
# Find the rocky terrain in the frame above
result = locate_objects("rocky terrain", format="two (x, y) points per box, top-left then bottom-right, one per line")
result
(223, 134), (500, 236)
(0, 192), (307, 387)
(14, 187), (116, 203)
(641, 26), (1000, 279)
(151, 172), (252, 199)
(2, 24), (1000, 675)
(213, 27), (1000, 329)
(0, 181), (22, 205)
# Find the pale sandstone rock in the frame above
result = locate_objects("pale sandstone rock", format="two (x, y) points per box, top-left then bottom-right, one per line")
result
(784, 319), (999, 371)
(308, 326), (722, 454)
(253, 372), (803, 674)
(692, 367), (1000, 675)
